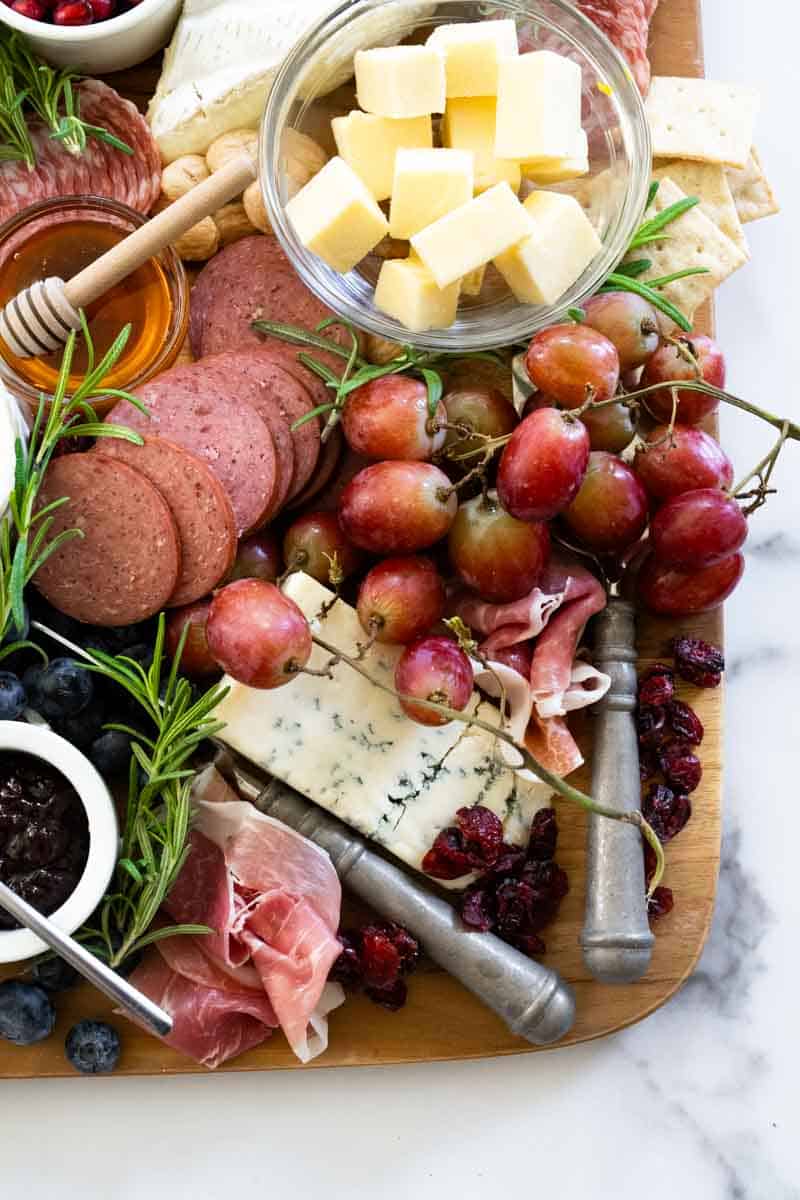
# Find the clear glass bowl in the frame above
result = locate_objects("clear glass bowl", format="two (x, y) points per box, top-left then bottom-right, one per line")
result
(260, 0), (650, 352)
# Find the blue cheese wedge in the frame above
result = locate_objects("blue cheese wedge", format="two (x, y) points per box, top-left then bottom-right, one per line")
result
(215, 573), (552, 882)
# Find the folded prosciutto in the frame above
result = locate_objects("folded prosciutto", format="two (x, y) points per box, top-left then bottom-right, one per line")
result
(128, 767), (344, 1068)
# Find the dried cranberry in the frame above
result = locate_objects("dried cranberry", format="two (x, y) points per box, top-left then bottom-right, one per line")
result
(648, 886), (675, 919)
(639, 746), (660, 782)
(511, 932), (547, 957)
(456, 805), (503, 865)
(643, 841), (658, 885)
(421, 828), (474, 879)
(637, 705), (667, 748)
(638, 664), (675, 707)
(359, 926), (403, 989)
(659, 740), (702, 793)
(460, 883), (496, 931)
(523, 859), (570, 904)
(495, 878), (537, 937)
(672, 636), (724, 687)
(384, 921), (419, 974)
(527, 808), (558, 861)
(328, 933), (363, 989)
(667, 699), (704, 744)
(641, 783), (692, 842)
(365, 979), (408, 1011)
(489, 843), (527, 877)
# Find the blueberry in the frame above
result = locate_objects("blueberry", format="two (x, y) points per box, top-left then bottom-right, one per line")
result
(65, 1019), (121, 1074)
(0, 672), (26, 720)
(0, 980), (56, 1045)
(31, 954), (79, 992)
(35, 658), (94, 720)
(89, 729), (132, 777)
(53, 696), (106, 749)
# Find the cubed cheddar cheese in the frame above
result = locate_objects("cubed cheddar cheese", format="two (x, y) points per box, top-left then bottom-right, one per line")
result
(521, 130), (589, 183)
(354, 45), (446, 118)
(461, 264), (486, 296)
(374, 254), (461, 332)
(442, 97), (521, 194)
(411, 182), (533, 289)
(493, 190), (602, 305)
(426, 19), (518, 97)
(495, 51), (582, 160)
(285, 156), (389, 274)
(389, 148), (474, 238)
(331, 111), (432, 202)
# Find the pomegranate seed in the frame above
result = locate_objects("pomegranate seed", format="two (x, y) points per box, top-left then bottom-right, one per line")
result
(9, 0), (46, 17)
(89, 0), (116, 17)
(667, 699), (704, 745)
(659, 740), (703, 793)
(672, 636), (724, 687)
(641, 783), (692, 842)
(52, 0), (93, 22)
(648, 886), (675, 919)
(638, 664), (675, 707)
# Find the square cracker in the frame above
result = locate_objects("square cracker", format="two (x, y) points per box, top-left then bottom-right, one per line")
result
(653, 159), (748, 256)
(630, 177), (748, 327)
(726, 147), (780, 223)
(645, 77), (760, 169)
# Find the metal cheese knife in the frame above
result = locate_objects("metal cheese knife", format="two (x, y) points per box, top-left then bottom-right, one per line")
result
(214, 748), (576, 1047)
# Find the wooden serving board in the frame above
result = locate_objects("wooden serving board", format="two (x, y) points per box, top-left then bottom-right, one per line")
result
(0, 0), (723, 1078)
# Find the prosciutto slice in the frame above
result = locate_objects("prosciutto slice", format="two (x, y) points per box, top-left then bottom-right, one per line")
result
(128, 768), (344, 1068)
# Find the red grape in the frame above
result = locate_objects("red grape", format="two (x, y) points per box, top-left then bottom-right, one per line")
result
(357, 557), (445, 644)
(488, 642), (533, 679)
(441, 386), (518, 461)
(524, 324), (620, 408)
(497, 408), (590, 522)
(581, 292), (659, 369)
(395, 636), (473, 726)
(634, 425), (734, 500)
(640, 334), (726, 424)
(88, 0), (115, 16)
(563, 451), (649, 553)
(226, 531), (281, 584)
(338, 461), (457, 553)
(207, 580), (311, 688)
(52, 0), (93, 22)
(521, 392), (556, 418)
(580, 401), (636, 453)
(10, 0), (47, 16)
(165, 601), (218, 679)
(637, 551), (744, 615)
(649, 489), (747, 568)
(341, 377), (446, 460)
(448, 491), (550, 602)
(282, 511), (362, 585)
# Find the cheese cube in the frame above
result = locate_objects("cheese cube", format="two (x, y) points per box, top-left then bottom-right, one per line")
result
(410, 182), (533, 289)
(285, 156), (389, 273)
(493, 190), (602, 305)
(521, 130), (589, 183)
(355, 45), (446, 118)
(495, 51), (582, 160)
(461, 264), (486, 296)
(374, 254), (461, 332)
(426, 19), (518, 97)
(442, 97), (521, 194)
(331, 111), (432, 202)
(389, 148), (474, 238)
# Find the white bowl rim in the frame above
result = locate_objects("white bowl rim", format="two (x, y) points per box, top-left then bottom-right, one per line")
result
(0, 721), (119, 964)
(0, 0), (174, 41)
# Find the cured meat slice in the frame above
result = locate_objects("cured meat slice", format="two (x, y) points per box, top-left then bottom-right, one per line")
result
(189, 236), (354, 359)
(128, 767), (344, 1068)
(285, 425), (343, 510)
(107, 361), (279, 535)
(92, 436), (237, 607)
(32, 454), (180, 626)
(576, 1), (658, 94)
(0, 80), (161, 226)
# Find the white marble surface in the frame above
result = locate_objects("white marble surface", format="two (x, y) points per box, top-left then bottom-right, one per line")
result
(2, 3), (798, 1197)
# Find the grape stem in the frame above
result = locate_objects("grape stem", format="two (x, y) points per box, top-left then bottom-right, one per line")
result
(731, 421), (791, 514)
(309, 630), (665, 894)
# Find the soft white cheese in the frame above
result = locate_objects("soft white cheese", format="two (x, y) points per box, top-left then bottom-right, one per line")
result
(215, 574), (552, 884)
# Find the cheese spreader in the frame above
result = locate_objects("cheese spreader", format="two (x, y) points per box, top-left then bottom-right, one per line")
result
(0, 153), (257, 360)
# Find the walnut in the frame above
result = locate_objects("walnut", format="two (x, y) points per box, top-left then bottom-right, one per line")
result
(281, 127), (328, 198)
(173, 216), (220, 262)
(213, 202), (257, 247)
(205, 128), (259, 173)
(161, 154), (210, 201)
(242, 180), (272, 234)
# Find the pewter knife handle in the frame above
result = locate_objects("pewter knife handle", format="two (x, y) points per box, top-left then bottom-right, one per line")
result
(224, 757), (575, 1047)
(580, 598), (654, 982)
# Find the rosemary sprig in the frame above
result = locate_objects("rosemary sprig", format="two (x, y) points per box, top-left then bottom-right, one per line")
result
(0, 316), (145, 660)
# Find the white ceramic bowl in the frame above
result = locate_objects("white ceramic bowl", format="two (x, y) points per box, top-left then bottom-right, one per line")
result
(0, 721), (119, 964)
(0, 0), (181, 75)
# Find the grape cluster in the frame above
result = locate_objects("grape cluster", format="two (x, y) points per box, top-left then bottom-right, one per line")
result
(3, 0), (144, 25)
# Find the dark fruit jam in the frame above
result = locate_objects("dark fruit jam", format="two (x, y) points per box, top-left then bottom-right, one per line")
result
(0, 753), (89, 932)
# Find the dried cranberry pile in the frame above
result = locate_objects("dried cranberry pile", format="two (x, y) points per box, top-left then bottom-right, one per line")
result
(330, 920), (419, 1010)
(2, 0), (142, 24)
(637, 636), (724, 921)
(0, 753), (89, 931)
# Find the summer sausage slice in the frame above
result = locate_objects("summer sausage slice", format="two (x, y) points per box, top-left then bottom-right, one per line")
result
(93, 436), (237, 607)
(285, 425), (343, 510)
(107, 362), (278, 535)
(33, 455), (180, 627)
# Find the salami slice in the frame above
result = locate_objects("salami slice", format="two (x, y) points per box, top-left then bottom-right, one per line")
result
(285, 426), (343, 511)
(107, 362), (279, 535)
(93, 436), (237, 607)
(33, 455), (180, 627)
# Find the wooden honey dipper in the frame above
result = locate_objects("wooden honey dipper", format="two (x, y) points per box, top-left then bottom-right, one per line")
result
(0, 154), (257, 359)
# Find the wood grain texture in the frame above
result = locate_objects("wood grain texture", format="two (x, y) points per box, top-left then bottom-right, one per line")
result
(0, 0), (723, 1078)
